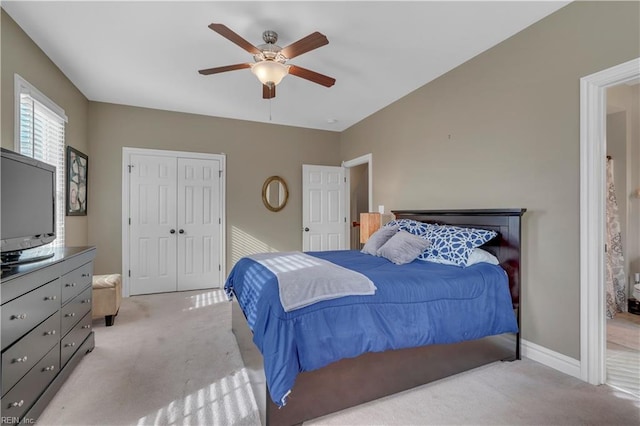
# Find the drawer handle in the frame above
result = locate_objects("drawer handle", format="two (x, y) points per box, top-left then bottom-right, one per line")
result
(65, 342), (76, 348)
(43, 365), (56, 372)
(45, 295), (58, 301)
(13, 356), (28, 363)
(82, 299), (91, 304)
(11, 313), (27, 320)
(82, 324), (91, 329)
(44, 330), (57, 336)
(65, 282), (77, 288)
(65, 312), (76, 318)
(11, 400), (24, 408)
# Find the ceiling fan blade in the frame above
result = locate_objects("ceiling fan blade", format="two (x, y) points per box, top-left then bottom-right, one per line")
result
(281, 32), (328, 59)
(198, 63), (251, 75)
(208, 23), (261, 55)
(288, 65), (336, 88)
(263, 84), (276, 99)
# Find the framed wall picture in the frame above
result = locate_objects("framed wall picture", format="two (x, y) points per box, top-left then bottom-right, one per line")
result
(66, 146), (88, 216)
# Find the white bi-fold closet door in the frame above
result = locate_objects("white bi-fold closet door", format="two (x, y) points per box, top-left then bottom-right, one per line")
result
(124, 148), (225, 296)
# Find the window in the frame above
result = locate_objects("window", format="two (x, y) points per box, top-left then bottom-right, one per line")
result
(15, 74), (67, 247)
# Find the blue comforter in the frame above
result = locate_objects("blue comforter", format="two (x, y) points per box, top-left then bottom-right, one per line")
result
(225, 250), (518, 406)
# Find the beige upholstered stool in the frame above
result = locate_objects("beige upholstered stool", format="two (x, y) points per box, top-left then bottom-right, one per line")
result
(92, 274), (122, 326)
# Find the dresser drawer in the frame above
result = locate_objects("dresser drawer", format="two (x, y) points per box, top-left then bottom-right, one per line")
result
(1, 312), (60, 396)
(60, 285), (92, 336)
(1, 279), (61, 351)
(0, 263), (62, 305)
(1, 343), (59, 425)
(60, 312), (92, 368)
(61, 262), (93, 303)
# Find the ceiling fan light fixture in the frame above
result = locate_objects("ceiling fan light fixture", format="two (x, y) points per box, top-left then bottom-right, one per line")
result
(251, 61), (289, 86)
(201, 24), (334, 99)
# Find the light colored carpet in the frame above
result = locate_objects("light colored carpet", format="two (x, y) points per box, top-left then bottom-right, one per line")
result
(306, 357), (640, 426)
(37, 290), (640, 426)
(607, 312), (640, 399)
(37, 289), (260, 426)
(607, 344), (640, 399)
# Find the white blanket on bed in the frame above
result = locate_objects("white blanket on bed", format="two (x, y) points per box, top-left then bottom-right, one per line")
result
(248, 251), (376, 312)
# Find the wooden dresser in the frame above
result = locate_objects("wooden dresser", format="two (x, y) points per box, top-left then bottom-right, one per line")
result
(1, 247), (96, 425)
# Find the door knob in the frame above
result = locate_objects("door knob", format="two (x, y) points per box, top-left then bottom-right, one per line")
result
(170, 229), (176, 234)
(179, 229), (185, 234)
(304, 227), (310, 232)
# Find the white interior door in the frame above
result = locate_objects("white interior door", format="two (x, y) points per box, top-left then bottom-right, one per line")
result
(302, 164), (346, 251)
(126, 149), (225, 296)
(177, 158), (221, 291)
(129, 154), (178, 295)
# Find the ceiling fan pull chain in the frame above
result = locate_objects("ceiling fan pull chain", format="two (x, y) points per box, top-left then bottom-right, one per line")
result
(269, 98), (272, 121)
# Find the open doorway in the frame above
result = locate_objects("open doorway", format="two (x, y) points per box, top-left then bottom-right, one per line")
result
(349, 163), (369, 248)
(605, 82), (640, 398)
(343, 154), (373, 249)
(580, 57), (640, 389)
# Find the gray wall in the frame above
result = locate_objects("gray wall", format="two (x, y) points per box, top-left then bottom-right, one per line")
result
(1, 10), (89, 247)
(339, 1), (640, 360)
(87, 103), (340, 275)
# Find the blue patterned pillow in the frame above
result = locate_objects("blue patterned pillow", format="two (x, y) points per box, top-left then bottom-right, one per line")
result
(418, 225), (498, 267)
(384, 219), (433, 236)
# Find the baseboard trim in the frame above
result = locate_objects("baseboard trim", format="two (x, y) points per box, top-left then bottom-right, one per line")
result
(521, 339), (581, 379)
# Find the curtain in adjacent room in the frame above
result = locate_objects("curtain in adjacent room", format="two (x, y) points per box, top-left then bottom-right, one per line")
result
(606, 157), (627, 319)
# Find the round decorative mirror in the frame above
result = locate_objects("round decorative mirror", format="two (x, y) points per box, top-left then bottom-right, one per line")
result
(262, 176), (289, 212)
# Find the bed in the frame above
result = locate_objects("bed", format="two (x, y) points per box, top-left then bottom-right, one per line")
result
(227, 209), (526, 425)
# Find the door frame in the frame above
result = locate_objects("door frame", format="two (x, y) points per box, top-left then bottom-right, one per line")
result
(122, 147), (226, 297)
(342, 153), (373, 248)
(580, 57), (639, 384)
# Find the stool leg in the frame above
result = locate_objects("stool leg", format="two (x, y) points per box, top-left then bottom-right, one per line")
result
(105, 315), (114, 327)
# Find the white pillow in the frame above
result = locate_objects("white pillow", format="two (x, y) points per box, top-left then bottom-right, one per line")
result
(466, 248), (500, 266)
(420, 247), (500, 267)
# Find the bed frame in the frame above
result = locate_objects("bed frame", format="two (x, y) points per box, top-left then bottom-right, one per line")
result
(232, 208), (526, 426)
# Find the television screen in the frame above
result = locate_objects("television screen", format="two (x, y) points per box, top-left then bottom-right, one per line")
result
(1, 148), (56, 262)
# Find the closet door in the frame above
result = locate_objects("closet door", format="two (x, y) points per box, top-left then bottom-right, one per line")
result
(129, 154), (178, 295)
(176, 158), (222, 291)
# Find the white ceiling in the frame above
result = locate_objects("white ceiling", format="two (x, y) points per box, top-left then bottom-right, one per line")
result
(3, 1), (569, 132)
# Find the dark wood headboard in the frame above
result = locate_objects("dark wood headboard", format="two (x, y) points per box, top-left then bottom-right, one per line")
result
(391, 209), (526, 313)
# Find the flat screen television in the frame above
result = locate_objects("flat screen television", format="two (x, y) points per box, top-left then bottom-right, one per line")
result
(1, 147), (56, 266)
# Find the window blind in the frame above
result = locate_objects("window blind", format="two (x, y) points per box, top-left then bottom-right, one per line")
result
(17, 81), (66, 247)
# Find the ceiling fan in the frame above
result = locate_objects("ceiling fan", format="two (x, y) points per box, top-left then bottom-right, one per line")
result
(198, 23), (336, 99)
